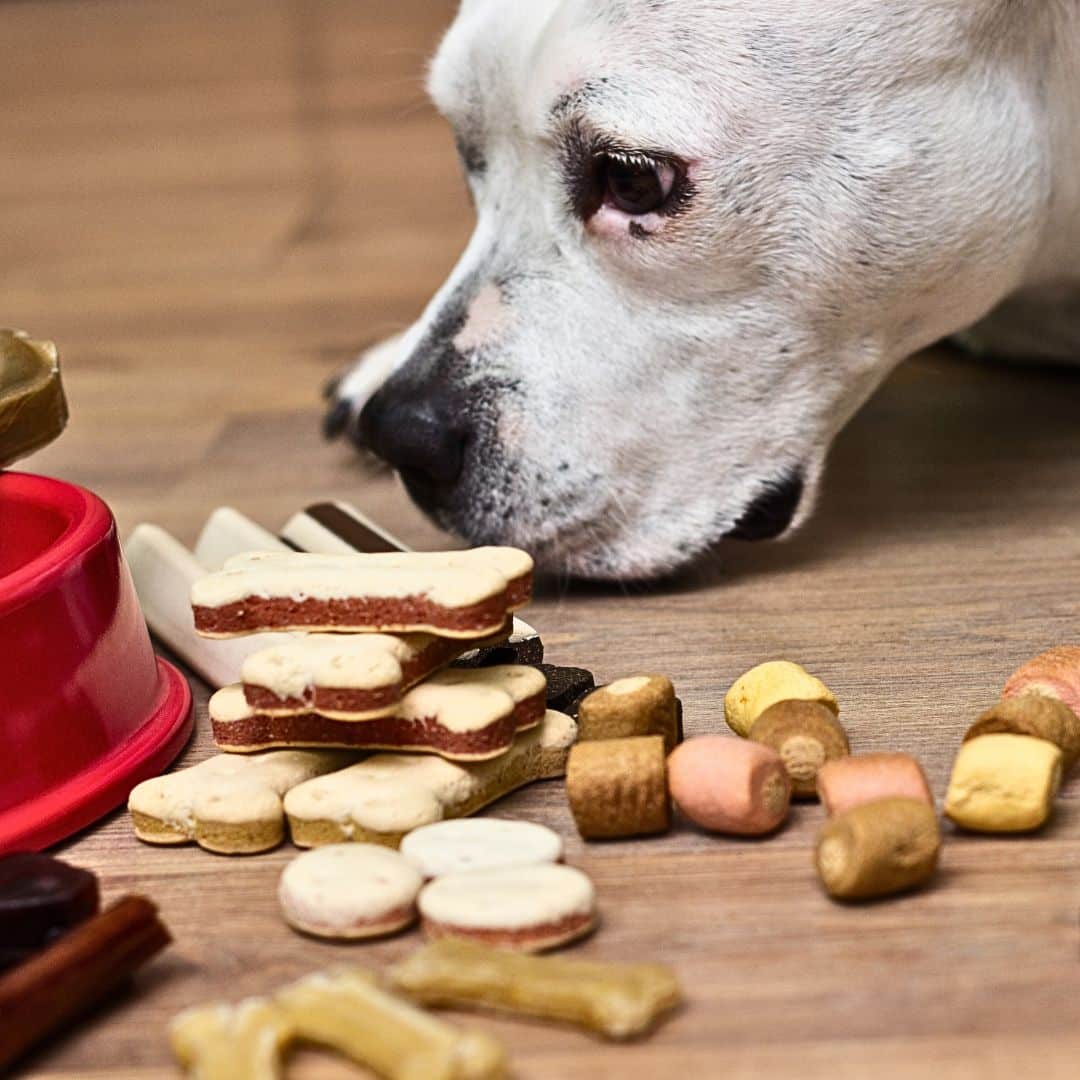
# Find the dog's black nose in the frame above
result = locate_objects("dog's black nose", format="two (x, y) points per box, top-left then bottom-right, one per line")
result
(357, 384), (468, 497)
(726, 471), (804, 541)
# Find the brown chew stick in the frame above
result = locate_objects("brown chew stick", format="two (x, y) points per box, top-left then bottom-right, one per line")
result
(565, 736), (670, 839)
(0, 896), (171, 1071)
(748, 700), (850, 798)
(576, 675), (681, 752)
(965, 695), (1080, 771)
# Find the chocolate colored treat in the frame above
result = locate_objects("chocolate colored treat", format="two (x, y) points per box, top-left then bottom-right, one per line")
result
(577, 675), (681, 752)
(0, 854), (99, 970)
(565, 735), (670, 840)
(536, 665), (596, 715)
(453, 634), (545, 669)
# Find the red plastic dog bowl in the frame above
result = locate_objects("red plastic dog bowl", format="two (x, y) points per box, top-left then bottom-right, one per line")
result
(0, 472), (192, 852)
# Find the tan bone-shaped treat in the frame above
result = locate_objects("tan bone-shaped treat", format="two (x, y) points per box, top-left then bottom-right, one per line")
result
(285, 710), (578, 848)
(391, 938), (683, 1041)
(128, 749), (357, 854)
(170, 998), (294, 1080)
(276, 968), (507, 1080)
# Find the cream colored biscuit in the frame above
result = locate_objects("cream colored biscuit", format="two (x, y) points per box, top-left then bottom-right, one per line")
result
(128, 749), (356, 854)
(397, 665), (547, 733)
(945, 733), (1063, 833)
(390, 938), (683, 1041)
(278, 844), (423, 940)
(170, 997), (294, 1080)
(724, 660), (838, 738)
(285, 710), (578, 848)
(401, 819), (563, 879)
(418, 864), (597, 952)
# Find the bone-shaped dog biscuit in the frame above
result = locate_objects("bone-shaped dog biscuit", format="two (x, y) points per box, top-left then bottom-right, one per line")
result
(276, 969), (507, 1080)
(391, 939), (683, 1041)
(170, 998), (294, 1080)
(128, 749), (356, 854)
(285, 710), (578, 848)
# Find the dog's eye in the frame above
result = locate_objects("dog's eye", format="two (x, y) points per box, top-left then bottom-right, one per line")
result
(600, 153), (677, 215)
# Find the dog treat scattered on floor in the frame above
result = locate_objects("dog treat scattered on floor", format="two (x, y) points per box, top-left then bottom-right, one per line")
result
(0, 854), (99, 971)
(945, 733), (1063, 833)
(668, 735), (791, 835)
(286, 710), (578, 848)
(192, 548), (532, 639)
(129, 748), (357, 854)
(278, 844), (423, 940)
(965, 695), (1080, 771)
(193, 505), (290, 571)
(212, 664), (546, 759)
(566, 736), (670, 840)
(390, 938), (683, 1041)
(418, 864), (597, 952)
(0, 329), (68, 467)
(748, 700), (850, 798)
(282, 501), (543, 665)
(276, 968), (507, 1080)
(815, 797), (941, 901)
(1002, 645), (1080, 720)
(401, 819), (563, 879)
(125, 523), (296, 689)
(171, 997), (295, 1080)
(724, 660), (838, 738)
(0, 896), (170, 1072)
(577, 675), (681, 751)
(535, 664), (596, 715)
(816, 752), (933, 817)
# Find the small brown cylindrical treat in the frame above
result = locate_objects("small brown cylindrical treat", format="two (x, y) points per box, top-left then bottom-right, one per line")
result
(815, 798), (940, 902)
(577, 675), (680, 752)
(566, 736), (670, 840)
(816, 753), (933, 817)
(965, 695), (1080, 771)
(748, 700), (849, 798)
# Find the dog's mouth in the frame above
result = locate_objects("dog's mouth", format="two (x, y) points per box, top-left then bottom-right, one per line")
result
(723, 471), (805, 541)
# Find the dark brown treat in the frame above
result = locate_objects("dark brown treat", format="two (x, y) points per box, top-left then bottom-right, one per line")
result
(749, 700), (851, 798)
(565, 736), (670, 840)
(298, 502), (404, 554)
(0, 854), (99, 971)
(577, 675), (680, 752)
(0, 896), (170, 1071)
(535, 665), (596, 714)
(453, 633), (545, 670)
(965, 694), (1080, 771)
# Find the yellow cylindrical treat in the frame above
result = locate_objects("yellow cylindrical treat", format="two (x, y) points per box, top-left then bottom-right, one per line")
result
(724, 660), (838, 738)
(945, 733), (1063, 833)
(964, 695), (1080, 772)
(748, 700), (850, 798)
(566, 736), (670, 840)
(815, 798), (940, 901)
(577, 675), (680, 751)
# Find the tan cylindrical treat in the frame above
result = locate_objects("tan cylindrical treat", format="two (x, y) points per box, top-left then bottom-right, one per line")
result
(815, 798), (940, 901)
(565, 736), (670, 840)
(815, 752), (933, 817)
(724, 660), (838, 738)
(966, 695), (1080, 772)
(577, 675), (680, 751)
(667, 736), (791, 836)
(945, 733), (1063, 833)
(1003, 645), (1080, 720)
(748, 700), (850, 798)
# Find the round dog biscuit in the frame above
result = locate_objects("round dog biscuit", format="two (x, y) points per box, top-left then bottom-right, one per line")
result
(419, 864), (597, 953)
(748, 700), (850, 798)
(401, 818), (563, 879)
(278, 844), (422, 940)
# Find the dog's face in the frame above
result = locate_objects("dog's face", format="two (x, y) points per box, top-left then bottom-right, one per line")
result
(332, 0), (1046, 579)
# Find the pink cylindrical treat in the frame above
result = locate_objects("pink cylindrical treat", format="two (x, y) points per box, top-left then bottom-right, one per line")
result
(667, 736), (791, 836)
(1003, 646), (1080, 719)
(815, 753), (933, 817)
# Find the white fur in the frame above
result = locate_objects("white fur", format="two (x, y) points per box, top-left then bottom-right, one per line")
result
(333, 0), (1080, 579)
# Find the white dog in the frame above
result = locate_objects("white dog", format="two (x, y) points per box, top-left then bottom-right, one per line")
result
(326, 0), (1080, 580)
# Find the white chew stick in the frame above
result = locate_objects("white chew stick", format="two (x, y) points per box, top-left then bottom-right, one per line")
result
(125, 524), (300, 689)
(194, 506), (292, 569)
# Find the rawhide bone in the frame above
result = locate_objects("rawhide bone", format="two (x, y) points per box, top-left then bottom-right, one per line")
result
(191, 548), (533, 639)
(213, 665), (547, 760)
(128, 748), (357, 854)
(0, 896), (170, 1072)
(285, 709), (578, 848)
(0, 853), (99, 971)
(391, 938), (683, 1041)
(239, 629), (498, 719)
(281, 501), (543, 665)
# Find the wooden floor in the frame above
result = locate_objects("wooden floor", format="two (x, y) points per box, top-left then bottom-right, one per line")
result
(6, 1), (1080, 1076)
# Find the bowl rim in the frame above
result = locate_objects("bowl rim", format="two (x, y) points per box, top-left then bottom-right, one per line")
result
(0, 471), (113, 610)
